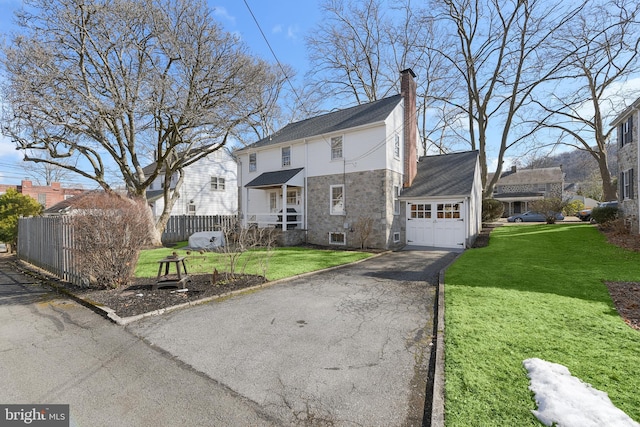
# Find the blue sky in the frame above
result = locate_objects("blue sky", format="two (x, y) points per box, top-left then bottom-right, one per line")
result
(0, 0), (321, 186)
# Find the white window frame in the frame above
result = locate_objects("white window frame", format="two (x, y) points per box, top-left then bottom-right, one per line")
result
(331, 135), (343, 160)
(393, 232), (400, 243)
(330, 184), (345, 215)
(211, 176), (225, 191)
(282, 146), (291, 167)
(393, 185), (400, 215)
(249, 153), (257, 172)
(187, 203), (196, 216)
(623, 169), (633, 200)
(394, 134), (401, 158)
(269, 192), (278, 213)
(329, 232), (346, 245)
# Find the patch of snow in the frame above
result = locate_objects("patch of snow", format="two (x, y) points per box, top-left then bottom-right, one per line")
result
(524, 358), (640, 427)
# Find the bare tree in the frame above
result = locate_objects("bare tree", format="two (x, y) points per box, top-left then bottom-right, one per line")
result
(0, 0), (283, 244)
(21, 151), (76, 186)
(426, 0), (586, 196)
(529, 0), (640, 201)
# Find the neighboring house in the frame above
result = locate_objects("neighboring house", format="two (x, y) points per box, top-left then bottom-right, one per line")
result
(235, 69), (482, 249)
(489, 166), (565, 217)
(144, 147), (238, 218)
(0, 180), (84, 209)
(611, 97), (639, 233)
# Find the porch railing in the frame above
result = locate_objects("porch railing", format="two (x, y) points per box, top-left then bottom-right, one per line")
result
(247, 210), (304, 229)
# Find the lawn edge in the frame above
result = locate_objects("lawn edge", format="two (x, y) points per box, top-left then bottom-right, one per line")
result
(15, 251), (385, 326)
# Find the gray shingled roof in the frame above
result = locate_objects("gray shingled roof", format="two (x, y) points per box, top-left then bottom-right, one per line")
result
(245, 168), (304, 188)
(401, 151), (479, 198)
(488, 167), (563, 185)
(238, 95), (402, 151)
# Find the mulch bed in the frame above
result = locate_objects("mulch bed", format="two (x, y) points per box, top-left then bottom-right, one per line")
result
(68, 274), (268, 318)
(9, 223), (640, 326)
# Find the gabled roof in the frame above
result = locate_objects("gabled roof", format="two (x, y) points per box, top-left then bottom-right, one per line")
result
(401, 151), (479, 198)
(489, 167), (563, 186)
(238, 95), (403, 151)
(611, 96), (640, 127)
(245, 167), (304, 188)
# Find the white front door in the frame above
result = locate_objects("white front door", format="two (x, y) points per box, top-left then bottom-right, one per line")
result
(406, 201), (466, 248)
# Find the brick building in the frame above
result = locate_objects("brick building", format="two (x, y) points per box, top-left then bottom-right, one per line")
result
(0, 180), (85, 209)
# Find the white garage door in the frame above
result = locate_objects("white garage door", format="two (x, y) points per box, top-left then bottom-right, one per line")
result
(406, 201), (466, 248)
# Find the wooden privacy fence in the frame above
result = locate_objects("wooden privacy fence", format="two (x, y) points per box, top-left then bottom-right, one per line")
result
(17, 214), (238, 285)
(162, 214), (237, 243)
(17, 216), (83, 286)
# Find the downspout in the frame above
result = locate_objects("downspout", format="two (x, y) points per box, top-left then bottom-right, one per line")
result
(304, 140), (308, 239)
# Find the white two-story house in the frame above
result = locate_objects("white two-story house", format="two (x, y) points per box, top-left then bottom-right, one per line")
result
(235, 69), (482, 250)
(145, 147), (238, 219)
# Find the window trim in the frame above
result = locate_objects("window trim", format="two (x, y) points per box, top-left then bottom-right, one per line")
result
(249, 153), (257, 172)
(393, 232), (400, 243)
(331, 135), (343, 160)
(211, 176), (226, 191)
(282, 146), (291, 167)
(394, 134), (401, 159)
(330, 184), (345, 215)
(329, 232), (346, 246)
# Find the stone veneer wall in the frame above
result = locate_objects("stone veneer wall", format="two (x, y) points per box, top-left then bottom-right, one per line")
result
(618, 112), (639, 233)
(497, 183), (563, 198)
(306, 170), (404, 249)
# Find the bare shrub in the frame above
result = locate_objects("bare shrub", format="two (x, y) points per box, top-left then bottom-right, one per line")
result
(529, 198), (567, 224)
(353, 216), (375, 249)
(70, 192), (153, 289)
(219, 223), (278, 279)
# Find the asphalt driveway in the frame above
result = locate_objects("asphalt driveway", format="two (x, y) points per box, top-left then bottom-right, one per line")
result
(127, 248), (459, 426)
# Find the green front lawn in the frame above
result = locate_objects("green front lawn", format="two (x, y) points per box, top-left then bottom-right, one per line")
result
(136, 245), (372, 281)
(444, 224), (640, 425)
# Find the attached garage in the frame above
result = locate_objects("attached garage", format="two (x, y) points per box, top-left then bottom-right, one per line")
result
(406, 201), (466, 248)
(401, 152), (482, 249)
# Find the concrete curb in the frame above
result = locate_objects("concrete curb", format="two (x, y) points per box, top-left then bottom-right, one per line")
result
(430, 251), (465, 427)
(14, 251), (389, 326)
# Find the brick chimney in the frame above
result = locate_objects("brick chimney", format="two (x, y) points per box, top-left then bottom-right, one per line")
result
(401, 68), (417, 188)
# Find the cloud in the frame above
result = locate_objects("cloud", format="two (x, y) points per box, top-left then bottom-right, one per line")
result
(287, 24), (300, 40)
(272, 24), (282, 34)
(212, 6), (236, 26)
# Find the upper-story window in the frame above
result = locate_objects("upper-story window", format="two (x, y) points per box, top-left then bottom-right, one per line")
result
(620, 116), (633, 147)
(394, 134), (401, 158)
(249, 153), (257, 172)
(211, 176), (225, 191)
(282, 146), (291, 167)
(331, 136), (343, 160)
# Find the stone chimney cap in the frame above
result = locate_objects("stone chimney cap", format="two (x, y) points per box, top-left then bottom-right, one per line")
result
(400, 68), (416, 78)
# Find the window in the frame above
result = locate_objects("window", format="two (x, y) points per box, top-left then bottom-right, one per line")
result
(394, 134), (400, 158)
(270, 192), (277, 213)
(211, 176), (225, 191)
(331, 136), (343, 160)
(393, 232), (400, 243)
(287, 190), (298, 206)
(330, 185), (344, 215)
(393, 185), (400, 215)
(622, 169), (634, 200)
(410, 203), (431, 219)
(282, 146), (291, 167)
(249, 153), (257, 172)
(187, 203), (196, 215)
(620, 116), (634, 147)
(436, 203), (461, 219)
(329, 232), (346, 245)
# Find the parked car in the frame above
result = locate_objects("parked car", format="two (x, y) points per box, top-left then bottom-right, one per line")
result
(590, 201), (619, 223)
(576, 208), (593, 222)
(507, 211), (565, 223)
